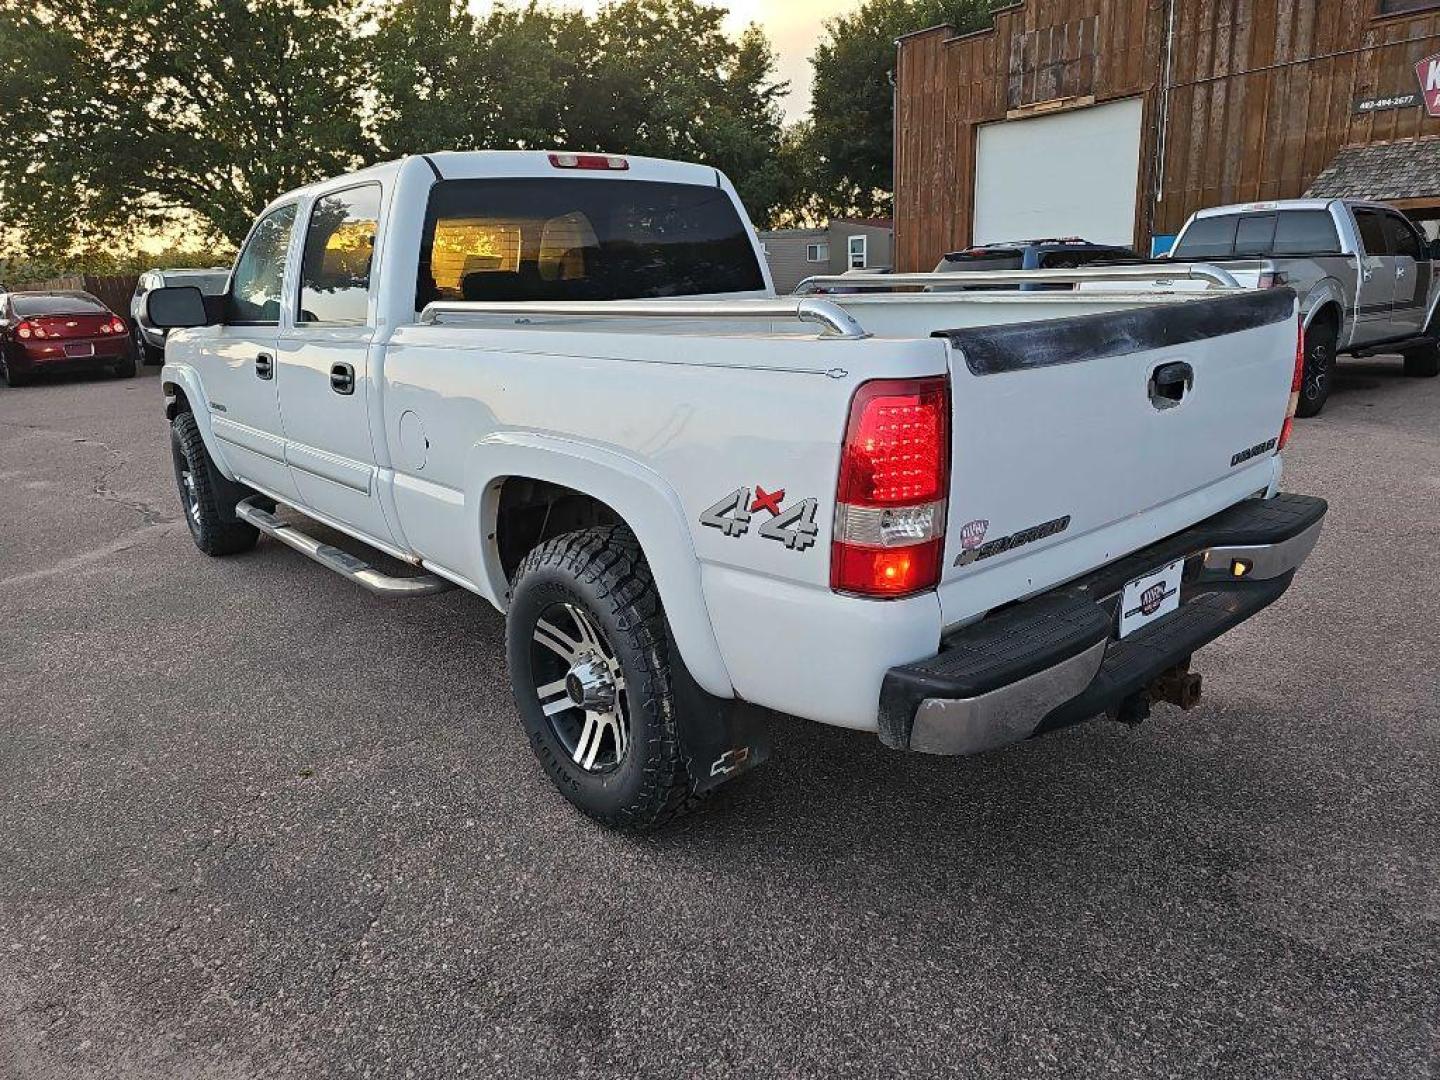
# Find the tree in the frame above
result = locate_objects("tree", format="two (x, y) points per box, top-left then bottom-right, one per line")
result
(369, 0), (585, 157)
(808, 0), (993, 219)
(0, 0), (374, 252)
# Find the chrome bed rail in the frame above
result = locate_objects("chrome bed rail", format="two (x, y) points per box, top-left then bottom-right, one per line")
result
(418, 297), (871, 340)
(793, 263), (1241, 294)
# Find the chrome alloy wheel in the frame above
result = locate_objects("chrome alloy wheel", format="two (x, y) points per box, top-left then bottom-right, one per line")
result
(179, 464), (202, 528)
(530, 602), (629, 773)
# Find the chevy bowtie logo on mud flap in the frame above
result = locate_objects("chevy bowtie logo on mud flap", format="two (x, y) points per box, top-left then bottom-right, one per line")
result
(710, 746), (752, 777)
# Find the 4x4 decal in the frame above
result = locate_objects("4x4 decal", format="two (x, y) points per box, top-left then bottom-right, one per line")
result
(701, 485), (819, 552)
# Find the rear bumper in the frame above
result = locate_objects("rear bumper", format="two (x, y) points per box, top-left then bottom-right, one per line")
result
(878, 493), (1327, 755)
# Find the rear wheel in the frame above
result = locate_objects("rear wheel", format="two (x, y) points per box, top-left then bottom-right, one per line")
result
(1402, 342), (1440, 378)
(170, 411), (258, 556)
(133, 324), (164, 365)
(113, 348), (137, 378)
(1296, 320), (1336, 418)
(505, 525), (701, 830)
(0, 350), (28, 387)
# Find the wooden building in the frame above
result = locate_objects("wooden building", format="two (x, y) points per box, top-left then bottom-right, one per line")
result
(893, 0), (1440, 271)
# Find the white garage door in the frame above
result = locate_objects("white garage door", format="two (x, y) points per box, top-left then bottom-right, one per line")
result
(973, 97), (1144, 248)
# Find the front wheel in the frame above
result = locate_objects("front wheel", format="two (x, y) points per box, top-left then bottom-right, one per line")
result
(505, 526), (701, 830)
(1296, 321), (1337, 418)
(170, 411), (258, 556)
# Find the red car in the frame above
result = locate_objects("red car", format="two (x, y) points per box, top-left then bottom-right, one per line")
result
(0, 290), (137, 387)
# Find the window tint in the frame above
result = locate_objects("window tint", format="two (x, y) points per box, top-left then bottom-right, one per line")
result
(12, 292), (107, 316)
(938, 251), (1022, 272)
(1173, 214), (1239, 258)
(1354, 209), (1389, 257)
(300, 184), (381, 324)
(226, 204), (297, 324)
(416, 179), (765, 307)
(1273, 211), (1342, 255)
(1382, 212), (1423, 260)
(1234, 214), (1277, 256)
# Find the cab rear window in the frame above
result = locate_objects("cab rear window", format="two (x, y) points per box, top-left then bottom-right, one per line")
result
(416, 178), (765, 308)
(1174, 210), (1341, 258)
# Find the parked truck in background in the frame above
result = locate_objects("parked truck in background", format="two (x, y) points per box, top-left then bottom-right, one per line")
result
(147, 150), (1326, 830)
(1165, 198), (1440, 416)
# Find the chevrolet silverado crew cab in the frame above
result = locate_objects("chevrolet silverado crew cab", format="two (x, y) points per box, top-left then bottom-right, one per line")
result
(148, 151), (1327, 830)
(1166, 198), (1440, 417)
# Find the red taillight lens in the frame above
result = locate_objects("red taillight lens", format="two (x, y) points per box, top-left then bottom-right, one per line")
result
(1277, 318), (1304, 451)
(548, 152), (629, 171)
(832, 376), (950, 598)
(1258, 270), (1290, 289)
(16, 320), (34, 339)
(109, 318), (126, 334)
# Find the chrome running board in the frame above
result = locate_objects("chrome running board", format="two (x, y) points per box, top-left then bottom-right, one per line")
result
(235, 496), (451, 599)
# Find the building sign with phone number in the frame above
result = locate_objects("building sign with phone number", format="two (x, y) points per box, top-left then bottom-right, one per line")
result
(1354, 54), (1440, 117)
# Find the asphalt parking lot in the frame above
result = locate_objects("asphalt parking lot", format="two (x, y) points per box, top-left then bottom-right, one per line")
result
(1, 362), (1437, 1079)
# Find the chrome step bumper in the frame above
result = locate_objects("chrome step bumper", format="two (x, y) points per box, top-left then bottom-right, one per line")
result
(879, 494), (1328, 756)
(235, 496), (451, 599)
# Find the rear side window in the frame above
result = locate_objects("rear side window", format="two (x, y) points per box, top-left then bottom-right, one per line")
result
(1354, 209), (1390, 257)
(12, 293), (107, 316)
(936, 251), (1022, 272)
(1273, 211), (1342, 255)
(416, 178), (765, 307)
(226, 204), (297, 325)
(1173, 215), (1239, 258)
(299, 184), (382, 325)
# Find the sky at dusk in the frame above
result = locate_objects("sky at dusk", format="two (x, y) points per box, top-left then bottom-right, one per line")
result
(471, 0), (869, 120)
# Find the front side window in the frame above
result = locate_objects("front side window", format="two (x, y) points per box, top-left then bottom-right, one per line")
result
(848, 236), (867, 269)
(1382, 212), (1424, 260)
(226, 204), (297, 325)
(416, 178), (765, 307)
(299, 184), (382, 324)
(1172, 214), (1240, 258)
(1354, 209), (1391, 257)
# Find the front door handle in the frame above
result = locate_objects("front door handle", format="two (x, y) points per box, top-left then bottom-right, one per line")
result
(1149, 361), (1193, 408)
(330, 362), (355, 395)
(255, 352), (274, 380)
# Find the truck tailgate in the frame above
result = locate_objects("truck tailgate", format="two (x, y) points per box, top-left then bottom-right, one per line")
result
(935, 289), (1298, 624)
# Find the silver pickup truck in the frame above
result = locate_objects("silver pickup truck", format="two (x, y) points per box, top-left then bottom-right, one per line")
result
(1166, 198), (1440, 416)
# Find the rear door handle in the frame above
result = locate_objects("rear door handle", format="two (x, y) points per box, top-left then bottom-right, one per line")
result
(330, 362), (355, 395)
(255, 352), (273, 380)
(1150, 361), (1193, 408)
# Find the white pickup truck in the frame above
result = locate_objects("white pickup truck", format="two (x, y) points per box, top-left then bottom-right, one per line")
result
(150, 151), (1327, 829)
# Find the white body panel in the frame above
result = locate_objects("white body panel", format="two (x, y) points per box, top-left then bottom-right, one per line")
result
(162, 151), (1302, 733)
(973, 97), (1145, 248)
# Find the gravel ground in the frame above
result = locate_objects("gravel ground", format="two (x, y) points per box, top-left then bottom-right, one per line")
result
(0, 361), (1436, 1079)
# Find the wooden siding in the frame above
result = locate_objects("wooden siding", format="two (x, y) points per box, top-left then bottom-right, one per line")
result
(895, 0), (1440, 271)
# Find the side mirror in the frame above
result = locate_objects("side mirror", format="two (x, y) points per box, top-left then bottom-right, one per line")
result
(147, 285), (214, 329)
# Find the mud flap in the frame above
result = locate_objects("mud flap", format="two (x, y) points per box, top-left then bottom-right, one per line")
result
(667, 635), (771, 795)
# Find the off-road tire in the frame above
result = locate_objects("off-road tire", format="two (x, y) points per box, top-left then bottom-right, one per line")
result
(170, 411), (258, 556)
(1402, 342), (1440, 378)
(1296, 320), (1336, 418)
(506, 525), (702, 830)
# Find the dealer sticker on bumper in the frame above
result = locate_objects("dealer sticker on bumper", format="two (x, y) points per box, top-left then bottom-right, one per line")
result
(1118, 559), (1183, 639)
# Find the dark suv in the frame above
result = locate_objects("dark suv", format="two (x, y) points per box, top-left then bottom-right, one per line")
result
(934, 239), (1140, 290)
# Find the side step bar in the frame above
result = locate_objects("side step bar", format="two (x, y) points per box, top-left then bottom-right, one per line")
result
(235, 496), (452, 599)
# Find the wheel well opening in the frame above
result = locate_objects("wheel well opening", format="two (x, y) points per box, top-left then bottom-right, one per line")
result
(163, 383), (192, 421)
(495, 478), (622, 579)
(1308, 304), (1341, 340)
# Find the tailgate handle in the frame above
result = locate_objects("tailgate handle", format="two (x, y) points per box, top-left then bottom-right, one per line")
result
(1149, 362), (1193, 409)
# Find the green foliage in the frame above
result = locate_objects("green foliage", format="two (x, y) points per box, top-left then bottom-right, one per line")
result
(808, 0), (994, 219)
(0, 248), (234, 285)
(0, 0), (374, 252)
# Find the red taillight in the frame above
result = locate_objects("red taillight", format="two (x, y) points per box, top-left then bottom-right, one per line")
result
(16, 320), (34, 339)
(832, 376), (950, 598)
(105, 318), (126, 334)
(1277, 319), (1304, 451)
(548, 152), (629, 171)
(1258, 270), (1290, 289)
